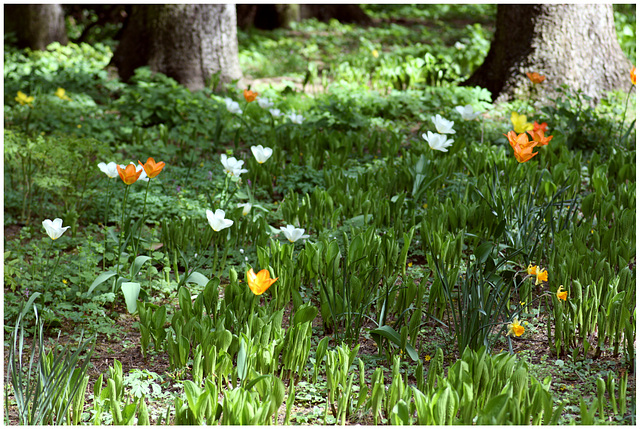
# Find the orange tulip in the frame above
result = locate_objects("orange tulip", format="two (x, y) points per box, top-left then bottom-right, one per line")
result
(504, 131), (538, 163)
(116, 163), (142, 185)
(247, 268), (278, 295)
(527, 129), (553, 147)
(138, 157), (166, 179)
(526, 72), (546, 84)
(244, 89), (258, 102)
(631, 67), (636, 85)
(533, 121), (547, 133)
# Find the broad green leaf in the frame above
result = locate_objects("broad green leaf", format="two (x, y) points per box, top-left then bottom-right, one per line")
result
(370, 325), (419, 361)
(183, 380), (201, 415)
(185, 271), (210, 287)
(237, 337), (248, 381)
(131, 255), (152, 278)
(474, 241), (493, 263)
(292, 304), (318, 326)
(87, 271), (117, 295)
(121, 282), (141, 313)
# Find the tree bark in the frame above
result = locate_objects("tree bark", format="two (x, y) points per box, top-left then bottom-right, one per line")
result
(463, 4), (632, 103)
(111, 4), (242, 91)
(299, 5), (372, 25)
(4, 4), (68, 50)
(237, 5), (299, 30)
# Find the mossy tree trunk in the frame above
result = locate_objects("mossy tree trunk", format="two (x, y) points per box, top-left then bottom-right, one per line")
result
(4, 4), (68, 50)
(463, 4), (632, 102)
(111, 4), (242, 91)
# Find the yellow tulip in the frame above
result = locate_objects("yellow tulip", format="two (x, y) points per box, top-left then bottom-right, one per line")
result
(247, 268), (278, 295)
(510, 112), (534, 134)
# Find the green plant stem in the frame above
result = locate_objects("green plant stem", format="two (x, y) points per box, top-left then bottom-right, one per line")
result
(117, 185), (131, 278)
(102, 179), (114, 270)
(24, 107), (32, 136)
(42, 238), (55, 286)
(615, 83), (635, 146)
(134, 179), (152, 259)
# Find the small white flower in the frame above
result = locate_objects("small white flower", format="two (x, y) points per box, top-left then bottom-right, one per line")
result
(431, 114), (456, 134)
(422, 131), (454, 152)
(288, 112), (305, 124)
(98, 162), (118, 178)
(42, 218), (70, 240)
(250, 145), (273, 164)
(130, 162), (149, 182)
(455, 105), (482, 120)
(224, 97), (242, 115)
(237, 203), (252, 216)
(239, 248), (244, 254)
(280, 225), (310, 243)
(257, 97), (274, 109)
(220, 154), (248, 177)
(206, 209), (233, 232)
(269, 108), (282, 118)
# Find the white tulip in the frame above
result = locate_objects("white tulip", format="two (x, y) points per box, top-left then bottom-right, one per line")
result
(220, 154), (248, 177)
(224, 97), (242, 115)
(42, 218), (70, 240)
(288, 112), (305, 124)
(97, 162), (119, 178)
(422, 131), (454, 152)
(250, 145), (273, 164)
(206, 209), (233, 232)
(431, 114), (456, 134)
(269, 108), (282, 118)
(237, 203), (252, 216)
(280, 225), (309, 243)
(257, 97), (274, 109)
(455, 105), (482, 120)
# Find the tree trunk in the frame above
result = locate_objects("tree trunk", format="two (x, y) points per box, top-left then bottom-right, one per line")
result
(237, 5), (299, 30)
(111, 4), (242, 92)
(4, 4), (68, 50)
(299, 5), (372, 25)
(463, 4), (632, 103)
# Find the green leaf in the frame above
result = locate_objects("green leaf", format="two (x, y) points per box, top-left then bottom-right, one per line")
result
(474, 241), (493, 263)
(87, 270), (117, 295)
(185, 271), (210, 287)
(121, 282), (141, 313)
(18, 292), (42, 319)
(237, 337), (248, 381)
(131, 255), (153, 278)
(370, 325), (418, 361)
(391, 399), (410, 425)
(183, 380), (201, 416)
(292, 305), (318, 326)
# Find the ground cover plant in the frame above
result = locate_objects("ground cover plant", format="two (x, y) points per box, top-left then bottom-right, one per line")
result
(4, 4), (636, 425)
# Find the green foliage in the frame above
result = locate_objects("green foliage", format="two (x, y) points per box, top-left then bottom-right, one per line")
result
(4, 130), (112, 226)
(614, 4), (636, 63)
(3, 4), (636, 425)
(6, 298), (96, 425)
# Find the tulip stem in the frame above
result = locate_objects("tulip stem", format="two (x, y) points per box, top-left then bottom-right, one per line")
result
(248, 295), (256, 337)
(117, 185), (131, 278)
(43, 238), (55, 282)
(134, 179), (152, 260)
(102, 179), (114, 270)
